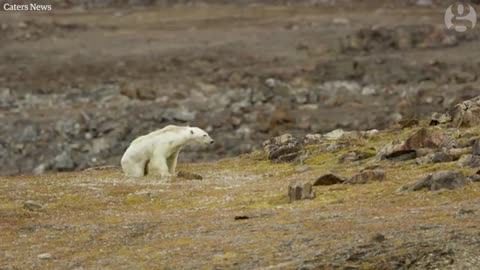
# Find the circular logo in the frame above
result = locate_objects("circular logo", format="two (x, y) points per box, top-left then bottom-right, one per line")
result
(445, 2), (477, 32)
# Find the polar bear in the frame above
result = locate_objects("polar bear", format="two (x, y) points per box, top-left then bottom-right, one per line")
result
(121, 125), (214, 177)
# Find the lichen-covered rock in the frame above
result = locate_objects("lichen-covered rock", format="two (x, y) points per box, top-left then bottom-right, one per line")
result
(345, 169), (386, 184)
(303, 134), (323, 145)
(323, 129), (346, 140)
(377, 128), (445, 161)
(448, 96), (480, 127)
(288, 181), (315, 202)
(430, 112), (451, 126)
(405, 171), (468, 191)
(312, 173), (346, 186)
(262, 134), (303, 163)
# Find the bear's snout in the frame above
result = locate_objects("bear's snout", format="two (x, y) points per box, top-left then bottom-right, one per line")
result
(210, 140), (214, 144)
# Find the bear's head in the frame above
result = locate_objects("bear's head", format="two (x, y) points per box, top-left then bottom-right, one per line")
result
(189, 127), (214, 145)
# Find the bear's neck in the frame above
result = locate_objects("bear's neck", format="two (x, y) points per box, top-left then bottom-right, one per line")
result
(168, 136), (195, 148)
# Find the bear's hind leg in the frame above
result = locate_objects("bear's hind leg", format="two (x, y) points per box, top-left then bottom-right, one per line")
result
(148, 156), (170, 177)
(121, 158), (146, 178)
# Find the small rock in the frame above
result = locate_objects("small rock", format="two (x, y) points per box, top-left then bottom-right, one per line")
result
(288, 181), (315, 202)
(371, 233), (386, 242)
(361, 86), (376, 96)
(456, 209), (475, 217)
(54, 151), (75, 171)
(17, 125), (39, 143)
(457, 154), (480, 168)
(451, 70), (477, 83)
(37, 253), (52, 260)
(323, 129), (346, 140)
(312, 174), (346, 186)
(164, 107), (196, 122)
(33, 163), (49, 175)
(415, 151), (453, 165)
(325, 141), (350, 152)
(177, 171), (203, 180)
(295, 166), (312, 173)
(339, 150), (374, 163)
(416, 0), (432, 6)
(445, 147), (472, 160)
(332, 17), (350, 25)
(303, 134), (323, 145)
(345, 169), (386, 184)
(430, 112), (451, 126)
(406, 170), (468, 191)
(472, 139), (480, 156)
(468, 174), (480, 182)
(23, 200), (43, 211)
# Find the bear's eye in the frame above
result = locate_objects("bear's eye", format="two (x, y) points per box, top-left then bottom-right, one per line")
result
(203, 135), (207, 137)
(190, 130), (194, 135)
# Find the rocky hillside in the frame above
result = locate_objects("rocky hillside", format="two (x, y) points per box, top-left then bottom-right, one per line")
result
(2, 3), (480, 175)
(1, 96), (480, 269)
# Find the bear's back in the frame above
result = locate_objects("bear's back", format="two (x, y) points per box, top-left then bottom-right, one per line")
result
(131, 125), (185, 145)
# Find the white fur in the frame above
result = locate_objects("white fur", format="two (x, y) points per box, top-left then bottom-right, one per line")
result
(121, 125), (213, 177)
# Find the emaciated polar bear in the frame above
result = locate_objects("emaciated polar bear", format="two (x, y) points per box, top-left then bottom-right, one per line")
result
(121, 125), (214, 177)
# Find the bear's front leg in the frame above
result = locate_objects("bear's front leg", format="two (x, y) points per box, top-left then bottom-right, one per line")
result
(167, 149), (181, 175)
(147, 155), (171, 178)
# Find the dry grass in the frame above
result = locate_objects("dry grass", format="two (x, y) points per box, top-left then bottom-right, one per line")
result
(1, 125), (480, 269)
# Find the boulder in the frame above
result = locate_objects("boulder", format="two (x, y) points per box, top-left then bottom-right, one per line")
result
(405, 171), (468, 191)
(288, 181), (315, 202)
(345, 169), (386, 184)
(376, 128), (444, 161)
(376, 141), (417, 161)
(404, 128), (445, 149)
(312, 173), (346, 186)
(263, 134), (303, 163)
(448, 96), (480, 127)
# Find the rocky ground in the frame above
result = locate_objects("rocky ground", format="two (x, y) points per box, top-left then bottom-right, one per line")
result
(3, 1), (480, 269)
(1, 1), (480, 175)
(2, 96), (480, 269)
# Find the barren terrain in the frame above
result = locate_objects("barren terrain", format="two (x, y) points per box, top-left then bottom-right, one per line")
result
(2, 1), (480, 269)
(1, 1), (480, 174)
